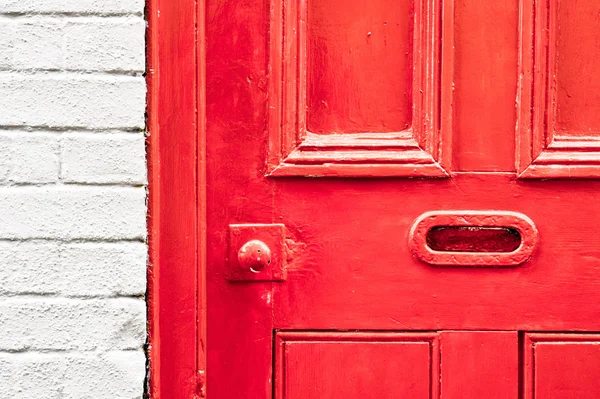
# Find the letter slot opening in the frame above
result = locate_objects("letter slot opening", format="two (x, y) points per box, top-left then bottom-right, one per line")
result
(426, 226), (522, 253)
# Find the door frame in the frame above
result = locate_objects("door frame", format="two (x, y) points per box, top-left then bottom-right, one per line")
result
(147, 0), (207, 397)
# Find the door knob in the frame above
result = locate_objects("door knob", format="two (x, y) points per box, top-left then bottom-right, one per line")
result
(238, 240), (272, 273)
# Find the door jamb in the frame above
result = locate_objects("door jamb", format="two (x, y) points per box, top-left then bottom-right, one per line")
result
(147, 0), (206, 397)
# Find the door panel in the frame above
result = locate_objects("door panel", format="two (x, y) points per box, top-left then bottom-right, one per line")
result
(307, 0), (414, 133)
(518, 0), (600, 177)
(524, 334), (600, 399)
(452, 0), (518, 171)
(440, 331), (518, 399)
(275, 331), (519, 399)
(275, 332), (439, 399)
(266, 0), (451, 176)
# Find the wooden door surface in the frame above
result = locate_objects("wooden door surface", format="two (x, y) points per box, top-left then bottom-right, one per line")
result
(206, 0), (600, 397)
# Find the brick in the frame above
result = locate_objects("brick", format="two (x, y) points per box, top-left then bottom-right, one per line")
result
(0, 186), (146, 240)
(0, 19), (14, 68)
(0, 132), (59, 183)
(2, 17), (145, 72)
(60, 243), (147, 296)
(13, 19), (63, 70)
(65, 17), (146, 72)
(0, 74), (146, 129)
(0, 353), (66, 399)
(0, 0), (144, 14)
(61, 132), (146, 184)
(0, 351), (145, 399)
(0, 242), (146, 296)
(0, 242), (60, 295)
(0, 298), (146, 351)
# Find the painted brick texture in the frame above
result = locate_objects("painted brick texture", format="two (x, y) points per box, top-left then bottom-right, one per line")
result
(0, 2), (146, 398)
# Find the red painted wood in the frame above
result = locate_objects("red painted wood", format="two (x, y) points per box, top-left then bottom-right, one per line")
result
(147, 0), (600, 396)
(275, 331), (520, 398)
(147, 0), (204, 396)
(197, 0), (207, 391)
(440, 332), (518, 399)
(267, 0), (452, 176)
(452, 0), (517, 172)
(518, 0), (600, 177)
(203, 0), (600, 393)
(275, 332), (440, 399)
(307, 0), (414, 133)
(524, 334), (600, 399)
(554, 1), (600, 134)
(227, 224), (286, 281)
(206, 0), (276, 396)
(409, 210), (538, 266)
(262, 175), (600, 331)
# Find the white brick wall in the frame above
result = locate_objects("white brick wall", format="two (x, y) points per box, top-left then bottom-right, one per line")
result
(0, 1), (147, 398)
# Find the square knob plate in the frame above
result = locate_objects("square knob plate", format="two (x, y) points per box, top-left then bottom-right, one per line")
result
(227, 224), (286, 282)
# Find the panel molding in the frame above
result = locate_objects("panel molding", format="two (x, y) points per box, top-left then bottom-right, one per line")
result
(267, 0), (453, 177)
(275, 331), (440, 398)
(517, 0), (600, 178)
(523, 333), (600, 399)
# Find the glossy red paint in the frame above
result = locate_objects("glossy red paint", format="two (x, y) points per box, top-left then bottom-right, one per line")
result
(518, 0), (600, 177)
(440, 332), (519, 398)
(147, 0), (205, 396)
(266, 0), (452, 176)
(409, 211), (538, 266)
(275, 332), (441, 398)
(150, 0), (600, 397)
(453, 0), (518, 171)
(227, 224), (286, 282)
(524, 334), (600, 399)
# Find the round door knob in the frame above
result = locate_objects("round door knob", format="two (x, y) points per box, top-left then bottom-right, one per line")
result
(238, 240), (272, 273)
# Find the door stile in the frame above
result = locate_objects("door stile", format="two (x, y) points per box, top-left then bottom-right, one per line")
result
(147, 0), (206, 397)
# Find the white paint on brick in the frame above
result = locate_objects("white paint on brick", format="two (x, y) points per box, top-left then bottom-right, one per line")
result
(0, 242), (60, 295)
(0, 186), (146, 240)
(0, 298), (145, 351)
(1, 16), (145, 72)
(0, 74), (146, 129)
(59, 243), (147, 297)
(0, 132), (59, 183)
(61, 132), (146, 184)
(0, 0), (144, 14)
(0, 351), (145, 399)
(13, 19), (63, 70)
(0, 1), (147, 397)
(0, 19), (14, 68)
(65, 17), (146, 72)
(0, 242), (147, 296)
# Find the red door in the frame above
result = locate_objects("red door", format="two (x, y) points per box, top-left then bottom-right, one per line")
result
(206, 0), (600, 397)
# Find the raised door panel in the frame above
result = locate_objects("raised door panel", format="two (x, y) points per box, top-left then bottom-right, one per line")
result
(275, 331), (519, 399)
(524, 334), (600, 399)
(267, 0), (453, 176)
(518, 0), (600, 177)
(440, 331), (518, 399)
(452, 0), (518, 172)
(275, 332), (439, 398)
